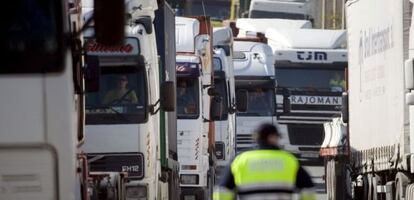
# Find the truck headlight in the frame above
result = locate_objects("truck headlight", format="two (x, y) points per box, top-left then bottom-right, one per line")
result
(180, 174), (199, 185)
(125, 185), (147, 200)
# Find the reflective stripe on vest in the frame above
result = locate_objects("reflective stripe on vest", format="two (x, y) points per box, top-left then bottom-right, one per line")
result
(231, 150), (299, 194)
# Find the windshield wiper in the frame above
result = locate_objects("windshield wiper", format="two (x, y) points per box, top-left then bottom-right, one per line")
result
(86, 105), (132, 123)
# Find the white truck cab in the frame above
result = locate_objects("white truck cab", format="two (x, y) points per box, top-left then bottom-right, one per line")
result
(236, 18), (312, 37)
(175, 16), (220, 200)
(233, 41), (277, 153)
(212, 27), (237, 178)
(265, 28), (347, 193)
(81, 1), (176, 199)
(249, 0), (313, 21)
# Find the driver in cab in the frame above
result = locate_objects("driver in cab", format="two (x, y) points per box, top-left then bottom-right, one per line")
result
(102, 75), (138, 105)
(177, 80), (196, 115)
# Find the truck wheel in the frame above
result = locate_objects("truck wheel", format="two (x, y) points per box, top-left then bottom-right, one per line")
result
(372, 174), (380, 200)
(406, 184), (414, 199)
(367, 174), (381, 200)
(395, 172), (411, 200)
(327, 157), (350, 200)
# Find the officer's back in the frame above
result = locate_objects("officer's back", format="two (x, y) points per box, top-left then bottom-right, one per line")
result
(213, 124), (316, 200)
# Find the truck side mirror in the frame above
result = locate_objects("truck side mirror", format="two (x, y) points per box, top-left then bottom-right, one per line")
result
(84, 56), (100, 92)
(282, 88), (291, 113)
(404, 59), (414, 105)
(342, 92), (349, 123)
(283, 97), (291, 113)
(161, 81), (175, 112)
(216, 45), (231, 56)
(94, 0), (125, 46)
(405, 58), (414, 90)
(236, 90), (248, 112)
(210, 96), (223, 120)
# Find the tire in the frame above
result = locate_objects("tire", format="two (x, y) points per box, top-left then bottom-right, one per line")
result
(395, 172), (411, 200)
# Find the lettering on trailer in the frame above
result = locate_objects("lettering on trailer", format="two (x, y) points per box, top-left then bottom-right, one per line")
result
(297, 51), (327, 61)
(358, 24), (394, 65)
(291, 95), (342, 105)
(85, 38), (140, 56)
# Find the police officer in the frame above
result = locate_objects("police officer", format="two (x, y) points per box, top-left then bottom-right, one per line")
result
(213, 123), (316, 200)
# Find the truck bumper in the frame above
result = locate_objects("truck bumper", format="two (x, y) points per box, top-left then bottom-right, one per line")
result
(180, 187), (207, 200)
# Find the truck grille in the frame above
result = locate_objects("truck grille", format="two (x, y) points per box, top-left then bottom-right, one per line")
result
(288, 124), (325, 146)
(236, 134), (254, 153)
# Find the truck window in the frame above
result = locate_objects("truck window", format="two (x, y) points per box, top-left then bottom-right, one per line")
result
(2, 0), (63, 73)
(85, 68), (147, 124)
(177, 78), (200, 119)
(236, 87), (275, 116)
(213, 57), (222, 71)
(214, 77), (228, 120)
(275, 67), (345, 92)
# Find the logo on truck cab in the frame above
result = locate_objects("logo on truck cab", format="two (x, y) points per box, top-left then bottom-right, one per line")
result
(297, 51), (327, 61)
(291, 95), (341, 105)
(85, 38), (140, 56)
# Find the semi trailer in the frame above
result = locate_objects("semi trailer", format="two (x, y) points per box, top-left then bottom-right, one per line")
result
(324, 0), (414, 199)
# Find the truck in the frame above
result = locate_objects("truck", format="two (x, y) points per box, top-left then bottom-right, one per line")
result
(212, 27), (237, 178)
(323, 0), (414, 199)
(81, 1), (177, 199)
(248, 0), (314, 22)
(175, 16), (222, 200)
(265, 28), (347, 193)
(232, 40), (278, 153)
(0, 0), (123, 199)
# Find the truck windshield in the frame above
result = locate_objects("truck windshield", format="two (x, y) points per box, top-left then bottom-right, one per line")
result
(177, 78), (200, 119)
(249, 10), (307, 20)
(2, 0), (63, 73)
(177, 0), (230, 20)
(276, 68), (345, 92)
(85, 68), (147, 124)
(214, 77), (229, 120)
(237, 87), (275, 116)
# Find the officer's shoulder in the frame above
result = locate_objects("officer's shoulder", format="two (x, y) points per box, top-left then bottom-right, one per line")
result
(276, 150), (298, 160)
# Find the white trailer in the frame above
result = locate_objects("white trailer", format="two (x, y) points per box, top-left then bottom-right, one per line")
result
(0, 0), (122, 199)
(233, 40), (278, 152)
(248, 0), (313, 21)
(175, 16), (222, 200)
(325, 0), (414, 199)
(81, 1), (177, 199)
(212, 27), (237, 178)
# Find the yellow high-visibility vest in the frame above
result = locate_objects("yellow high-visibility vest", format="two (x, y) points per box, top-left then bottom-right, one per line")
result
(231, 150), (299, 192)
(213, 149), (302, 200)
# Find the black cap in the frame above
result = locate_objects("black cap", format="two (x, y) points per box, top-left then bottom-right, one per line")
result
(255, 123), (281, 142)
